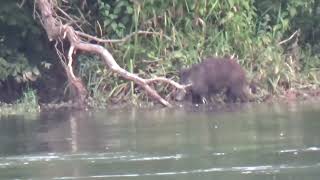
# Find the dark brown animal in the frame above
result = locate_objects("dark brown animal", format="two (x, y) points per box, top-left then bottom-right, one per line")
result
(176, 57), (250, 104)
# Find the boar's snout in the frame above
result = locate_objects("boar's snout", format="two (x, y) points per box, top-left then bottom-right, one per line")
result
(175, 89), (187, 101)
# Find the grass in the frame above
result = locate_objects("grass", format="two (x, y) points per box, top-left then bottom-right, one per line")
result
(0, 88), (40, 115)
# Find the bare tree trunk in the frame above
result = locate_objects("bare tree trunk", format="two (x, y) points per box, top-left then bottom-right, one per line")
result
(37, 0), (88, 107)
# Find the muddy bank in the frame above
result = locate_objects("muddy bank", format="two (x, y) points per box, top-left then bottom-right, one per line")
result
(1, 86), (320, 116)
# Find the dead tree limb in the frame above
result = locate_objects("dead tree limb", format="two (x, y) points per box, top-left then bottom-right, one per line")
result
(76, 30), (171, 44)
(36, 0), (186, 107)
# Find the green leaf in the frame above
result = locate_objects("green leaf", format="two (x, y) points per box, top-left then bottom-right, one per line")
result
(111, 22), (118, 30)
(228, 0), (234, 8)
(288, 7), (297, 17)
(104, 19), (111, 26)
(126, 6), (133, 14)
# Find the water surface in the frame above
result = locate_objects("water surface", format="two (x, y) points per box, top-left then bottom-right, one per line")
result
(1, 103), (320, 179)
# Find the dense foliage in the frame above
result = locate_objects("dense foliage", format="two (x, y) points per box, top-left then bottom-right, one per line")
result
(0, 0), (319, 107)
(0, 0), (60, 104)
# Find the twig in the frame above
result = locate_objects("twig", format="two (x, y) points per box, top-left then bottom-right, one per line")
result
(17, 0), (26, 8)
(278, 30), (299, 45)
(57, 7), (84, 32)
(67, 45), (76, 79)
(96, 21), (103, 37)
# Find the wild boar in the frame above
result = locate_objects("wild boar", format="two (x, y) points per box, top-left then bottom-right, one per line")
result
(176, 57), (250, 104)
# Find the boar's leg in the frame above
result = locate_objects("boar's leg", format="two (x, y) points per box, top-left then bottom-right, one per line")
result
(191, 81), (209, 104)
(226, 83), (248, 103)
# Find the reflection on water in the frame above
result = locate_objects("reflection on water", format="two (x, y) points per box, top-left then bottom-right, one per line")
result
(1, 102), (320, 179)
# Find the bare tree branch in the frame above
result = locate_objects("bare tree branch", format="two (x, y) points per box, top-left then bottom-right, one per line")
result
(76, 30), (171, 44)
(278, 30), (300, 45)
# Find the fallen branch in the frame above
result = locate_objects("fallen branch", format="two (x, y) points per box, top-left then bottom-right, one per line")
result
(145, 77), (188, 89)
(36, 0), (185, 107)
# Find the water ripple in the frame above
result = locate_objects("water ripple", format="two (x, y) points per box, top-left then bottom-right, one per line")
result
(279, 146), (320, 154)
(52, 163), (320, 179)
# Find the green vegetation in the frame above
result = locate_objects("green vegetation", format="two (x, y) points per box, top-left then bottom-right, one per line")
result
(0, 0), (59, 111)
(0, 0), (319, 110)
(0, 1), (50, 83)
(0, 89), (39, 115)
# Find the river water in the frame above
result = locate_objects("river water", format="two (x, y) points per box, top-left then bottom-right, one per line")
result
(1, 102), (320, 180)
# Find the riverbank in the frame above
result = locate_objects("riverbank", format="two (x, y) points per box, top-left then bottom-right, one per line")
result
(1, 85), (320, 116)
